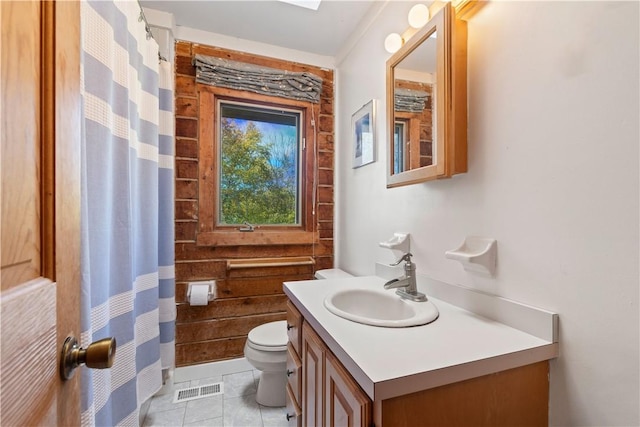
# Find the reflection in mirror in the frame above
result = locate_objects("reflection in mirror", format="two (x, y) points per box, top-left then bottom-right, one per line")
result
(393, 30), (436, 174)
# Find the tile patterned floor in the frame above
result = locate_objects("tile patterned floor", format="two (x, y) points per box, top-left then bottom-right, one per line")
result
(141, 369), (288, 427)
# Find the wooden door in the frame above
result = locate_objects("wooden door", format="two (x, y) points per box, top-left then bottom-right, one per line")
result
(1, 1), (81, 425)
(302, 322), (325, 427)
(324, 351), (371, 427)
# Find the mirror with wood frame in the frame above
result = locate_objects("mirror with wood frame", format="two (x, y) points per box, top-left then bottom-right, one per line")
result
(386, 2), (467, 188)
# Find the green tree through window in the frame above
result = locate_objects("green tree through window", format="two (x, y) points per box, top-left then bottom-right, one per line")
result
(219, 103), (301, 225)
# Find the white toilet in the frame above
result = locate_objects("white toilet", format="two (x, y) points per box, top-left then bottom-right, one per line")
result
(244, 268), (353, 407)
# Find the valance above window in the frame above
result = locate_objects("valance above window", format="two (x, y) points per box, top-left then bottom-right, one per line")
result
(394, 88), (429, 113)
(193, 54), (323, 103)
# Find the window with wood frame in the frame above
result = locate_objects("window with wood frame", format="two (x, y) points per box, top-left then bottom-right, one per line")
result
(197, 86), (317, 246)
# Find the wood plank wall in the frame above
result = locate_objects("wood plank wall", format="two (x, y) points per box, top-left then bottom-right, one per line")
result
(174, 41), (335, 366)
(395, 79), (433, 167)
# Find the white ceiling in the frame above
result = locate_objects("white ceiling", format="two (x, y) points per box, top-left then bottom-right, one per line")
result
(139, 0), (379, 57)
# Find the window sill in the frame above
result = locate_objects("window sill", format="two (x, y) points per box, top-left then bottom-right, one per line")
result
(196, 230), (315, 246)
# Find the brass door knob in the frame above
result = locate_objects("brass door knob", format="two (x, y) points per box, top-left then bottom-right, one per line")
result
(60, 336), (116, 380)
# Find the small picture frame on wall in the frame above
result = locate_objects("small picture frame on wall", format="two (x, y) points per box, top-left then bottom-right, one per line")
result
(352, 99), (376, 168)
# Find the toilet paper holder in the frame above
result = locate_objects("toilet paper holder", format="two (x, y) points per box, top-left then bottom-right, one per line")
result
(187, 281), (215, 305)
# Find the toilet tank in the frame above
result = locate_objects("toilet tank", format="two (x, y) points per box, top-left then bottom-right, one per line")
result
(314, 268), (354, 280)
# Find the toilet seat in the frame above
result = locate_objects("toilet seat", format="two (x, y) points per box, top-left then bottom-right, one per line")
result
(247, 320), (287, 352)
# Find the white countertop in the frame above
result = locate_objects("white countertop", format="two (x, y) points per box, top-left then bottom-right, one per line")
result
(284, 275), (559, 401)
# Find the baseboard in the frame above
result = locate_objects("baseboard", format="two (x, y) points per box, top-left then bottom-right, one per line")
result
(173, 358), (254, 383)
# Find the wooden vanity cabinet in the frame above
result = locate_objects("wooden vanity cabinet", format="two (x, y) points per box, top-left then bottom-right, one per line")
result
(286, 301), (303, 427)
(301, 322), (325, 426)
(287, 300), (303, 355)
(302, 322), (372, 427)
(287, 298), (551, 427)
(324, 348), (371, 427)
(286, 384), (302, 427)
(286, 298), (372, 427)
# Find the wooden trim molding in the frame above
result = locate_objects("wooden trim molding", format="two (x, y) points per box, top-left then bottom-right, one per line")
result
(453, 0), (486, 20)
(197, 230), (315, 246)
(227, 256), (315, 270)
(197, 85), (318, 246)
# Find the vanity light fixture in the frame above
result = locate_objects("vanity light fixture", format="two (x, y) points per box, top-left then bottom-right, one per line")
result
(408, 4), (430, 28)
(384, 33), (404, 54)
(384, 3), (430, 53)
(384, 0), (480, 52)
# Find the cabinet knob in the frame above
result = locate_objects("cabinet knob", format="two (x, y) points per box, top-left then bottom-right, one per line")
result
(287, 323), (294, 331)
(286, 413), (296, 421)
(286, 369), (294, 377)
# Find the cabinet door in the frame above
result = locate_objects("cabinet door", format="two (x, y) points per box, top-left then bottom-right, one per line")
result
(286, 383), (302, 427)
(287, 343), (302, 405)
(287, 300), (303, 355)
(325, 351), (371, 427)
(302, 322), (325, 427)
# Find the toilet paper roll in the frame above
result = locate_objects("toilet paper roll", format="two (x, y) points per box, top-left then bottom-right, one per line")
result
(188, 283), (210, 306)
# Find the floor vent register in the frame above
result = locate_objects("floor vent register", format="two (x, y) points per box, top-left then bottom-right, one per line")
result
(173, 382), (224, 403)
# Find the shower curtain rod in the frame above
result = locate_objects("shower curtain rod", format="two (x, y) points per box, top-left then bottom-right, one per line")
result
(136, 0), (168, 61)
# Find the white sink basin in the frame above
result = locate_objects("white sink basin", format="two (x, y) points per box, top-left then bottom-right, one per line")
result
(323, 288), (439, 327)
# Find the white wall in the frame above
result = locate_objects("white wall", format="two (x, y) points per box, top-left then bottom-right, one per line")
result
(336, 1), (639, 425)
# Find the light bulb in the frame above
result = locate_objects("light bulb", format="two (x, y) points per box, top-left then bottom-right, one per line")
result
(408, 4), (430, 29)
(384, 33), (403, 53)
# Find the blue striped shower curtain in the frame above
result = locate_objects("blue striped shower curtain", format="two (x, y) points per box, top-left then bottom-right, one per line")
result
(80, 1), (175, 425)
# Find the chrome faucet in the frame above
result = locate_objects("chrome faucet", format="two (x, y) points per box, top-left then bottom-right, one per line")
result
(383, 253), (428, 302)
